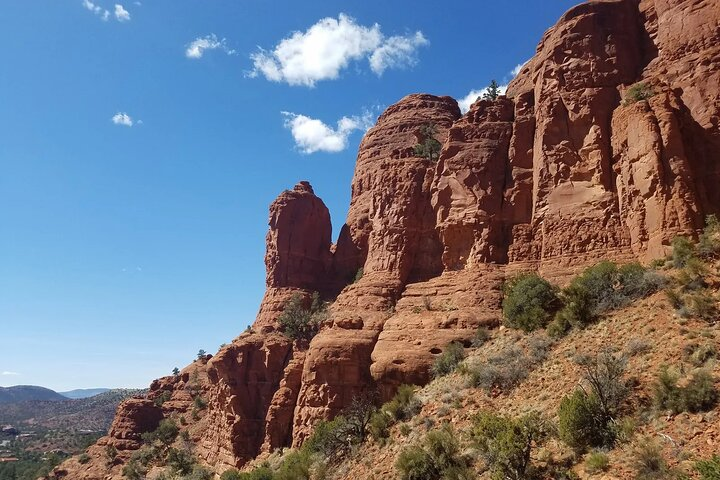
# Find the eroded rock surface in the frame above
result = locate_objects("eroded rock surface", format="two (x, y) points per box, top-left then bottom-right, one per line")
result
(55, 0), (720, 477)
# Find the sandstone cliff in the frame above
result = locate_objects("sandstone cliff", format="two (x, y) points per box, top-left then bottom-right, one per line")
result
(53, 0), (720, 477)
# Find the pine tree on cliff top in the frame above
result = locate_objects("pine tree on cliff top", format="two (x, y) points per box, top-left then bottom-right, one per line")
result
(483, 79), (501, 101)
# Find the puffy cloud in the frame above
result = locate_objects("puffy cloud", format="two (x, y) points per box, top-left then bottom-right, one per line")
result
(82, 0), (110, 21)
(249, 14), (428, 87)
(111, 112), (134, 127)
(369, 32), (428, 75)
(185, 34), (236, 59)
(282, 110), (374, 154)
(457, 84), (508, 113)
(114, 4), (130, 22)
(510, 63), (524, 77)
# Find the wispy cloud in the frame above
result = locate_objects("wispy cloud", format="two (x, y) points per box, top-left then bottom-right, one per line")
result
(282, 110), (375, 154)
(510, 63), (525, 77)
(185, 34), (236, 59)
(1, 371), (20, 376)
(457, 85), (508, 113)
(249, 14), (428, 87)
(111, 112), (135, 127)
(114, 4), (131, 22)
(82, 0), (110, 21)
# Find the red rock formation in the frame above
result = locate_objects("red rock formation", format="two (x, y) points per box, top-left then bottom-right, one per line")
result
(55, 1), (720, 477)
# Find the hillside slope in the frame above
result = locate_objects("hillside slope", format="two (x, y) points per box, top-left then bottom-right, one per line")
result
(0, 386), (66, 405)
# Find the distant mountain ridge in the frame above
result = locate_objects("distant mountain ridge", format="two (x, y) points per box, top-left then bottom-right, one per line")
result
(60, 388), (111, 399)
(0, 388), (146, 431)
(0, 385), (66, 404)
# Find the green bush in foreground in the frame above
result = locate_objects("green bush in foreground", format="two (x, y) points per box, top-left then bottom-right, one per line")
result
(554, 262), (664, 332)
(632, 439), (673, 480)
(370, 384), (420, 441)
(696, 455), (720, 480)
(654, 367), (718, 414)
(396, 426), (469, 480)
(558, 350), (628, 452)
(502, 273), (560, 332)
(472, 411), (549, 480)
(585, 451), (610, 474)
(431, 342), (465, 378)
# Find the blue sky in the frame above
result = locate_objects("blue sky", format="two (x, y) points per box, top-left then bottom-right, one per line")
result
(0, 0), (579, 391)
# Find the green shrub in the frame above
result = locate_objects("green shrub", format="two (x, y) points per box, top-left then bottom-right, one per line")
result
(698, 215), (720, 259)
(472, 411), (549, 480)
(122, 460), (146, 480)
(467, 336), (552, 393)
(696, 455), (720, 480)
(154, 390), (172, 407)
(624, 82), (654, 104)
(558, 391), (610, 453)
(688, 292), (719, 321)
(686, 343), (717, 366)
(369, 410), (393, 441)
(431, 342), (465, 378)
(558, 350), (628, 452)
(220, 470), (242, 480)
(585, 451), (609, 473)
(385, 384), (422, 421)
(193, 395), (207, 410)
(274, 449), (312, 480)
(472, 327), (491, 347)
(142, 418), (179, 445)
(166, 447), (196, 475)
(396, 445), (436, 480)
(672, 236), (696, 268)
(303, 416), (352, 459)
(185, 465), (213, 480)
(467, 346), (530, 393)
(682, 370), (718, 412)
(223, 465), (274, 480)
(370, 385), (420, 441)
(555, 262), (663, 329)
(654, 367), (717, 413)
(413, 123), (442, 162)
(278, 292), (327, 340)
(396, 426), (468, 480)
(632, 439), (671, 480)
(502, 273), (560, 332)
(77, 453), (90, 465)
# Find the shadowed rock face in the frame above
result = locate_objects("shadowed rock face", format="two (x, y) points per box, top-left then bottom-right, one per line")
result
(53, 0), (720, 476)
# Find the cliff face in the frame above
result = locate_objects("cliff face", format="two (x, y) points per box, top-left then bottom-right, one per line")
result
(54, 0), (720, 477)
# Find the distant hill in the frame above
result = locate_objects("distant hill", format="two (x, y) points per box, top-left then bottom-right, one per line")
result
(0, 385), (66, 404)
(59, 388), (111, 399)
(0, 388), (146, 431)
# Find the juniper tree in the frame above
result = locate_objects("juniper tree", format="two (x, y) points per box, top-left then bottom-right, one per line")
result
(413, 123), (442, 162)
(483, 80), (502, 100)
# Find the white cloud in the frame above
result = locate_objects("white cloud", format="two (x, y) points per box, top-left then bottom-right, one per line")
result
(510, 63), (524, 77)
(282, 110), (374, 154)
(249, 14), (428, 87)
(111, 112), (134, 127)
(1, 371), (20, 376)
(185, 34), (236, 59)
(114, 4), (130, 22)
(82, 0), (110, 21)
(457, 84), (508, 113)
(369, 32), (428, 75)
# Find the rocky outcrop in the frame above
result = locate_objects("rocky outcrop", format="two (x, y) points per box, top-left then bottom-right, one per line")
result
(56, 0), (720, 477)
